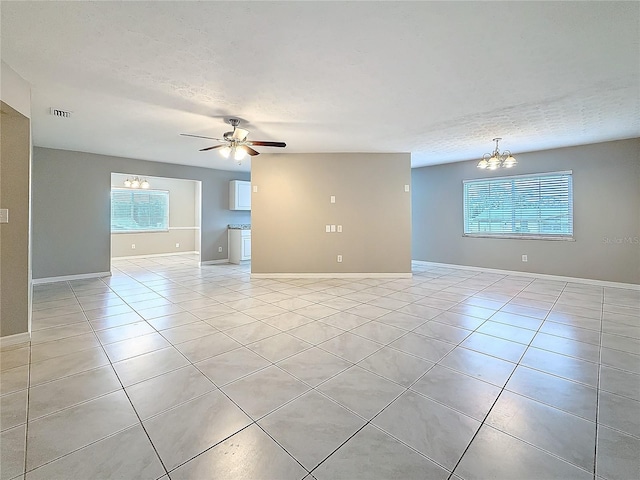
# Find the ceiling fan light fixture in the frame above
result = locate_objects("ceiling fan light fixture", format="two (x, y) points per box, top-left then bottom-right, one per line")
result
(234, 146), (247, 161)
(220, 146), (231, 158)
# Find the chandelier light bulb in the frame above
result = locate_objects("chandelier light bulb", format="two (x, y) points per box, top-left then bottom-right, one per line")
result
(503, 155), (517, 168)
(477, 138), (518, 170)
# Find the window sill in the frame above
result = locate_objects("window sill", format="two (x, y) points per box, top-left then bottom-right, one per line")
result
(111, 230), (170, 234)
(463, 234), (575, 241)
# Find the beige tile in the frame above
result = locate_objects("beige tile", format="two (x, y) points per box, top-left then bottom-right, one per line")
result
(143, 389), (251, 471)
(26, 390), (139, 470)
(171, 423), (306, 480)
(103, 332), (170, 362)
(1, 389), (28, 432)
(30, 322), (94, 345)
(25, 425), (165, 480)
(0, 365), (29, 395)
(112, 346), (189, 386)
(0, 346), (30, 372)
(1, 424), (26, 480)
(126, 365), (216, 419)
(30, 347), (110, 386)
(29, 366), (122, 420)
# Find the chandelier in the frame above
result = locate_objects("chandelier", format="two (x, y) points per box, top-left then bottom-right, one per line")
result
(477, 138), (517, 170)
(123, 176), (150, 189)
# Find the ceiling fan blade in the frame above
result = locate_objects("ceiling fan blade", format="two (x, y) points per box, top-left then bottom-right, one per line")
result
(232, 128), (249, 141)
(244, 146), (260, 156)
(248, 141), (286, 148)
(180, 133), (225, 141)
(199, 145), (225, 152)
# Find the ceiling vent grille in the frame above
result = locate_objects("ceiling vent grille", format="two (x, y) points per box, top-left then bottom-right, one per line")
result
(50, 108), (72, 118)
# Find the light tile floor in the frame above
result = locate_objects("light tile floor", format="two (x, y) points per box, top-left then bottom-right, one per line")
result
(2, 254), (639, 479)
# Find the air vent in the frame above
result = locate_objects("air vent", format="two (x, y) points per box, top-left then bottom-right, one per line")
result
(50, 108), (72, 118)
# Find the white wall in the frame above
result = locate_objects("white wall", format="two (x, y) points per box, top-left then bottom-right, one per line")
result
(1, 61), (31, 118)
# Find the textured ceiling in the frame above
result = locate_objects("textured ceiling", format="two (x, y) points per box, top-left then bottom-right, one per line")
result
(1, 1), (638, 172)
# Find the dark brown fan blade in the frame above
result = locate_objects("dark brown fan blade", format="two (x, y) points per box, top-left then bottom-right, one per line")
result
(247, 141), (286, 148)
(244, 146), (260, 156)
(199, 145), (225, 152)
(181, 133), (225, 141)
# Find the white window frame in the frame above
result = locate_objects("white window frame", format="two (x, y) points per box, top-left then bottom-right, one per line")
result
(463, 171), (574, 241)
(110, 188), (170, 234)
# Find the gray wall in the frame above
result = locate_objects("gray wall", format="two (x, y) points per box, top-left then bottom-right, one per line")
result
(110, 173), (199, 257)
(251, 153), (412, 275)
(32, 148), (250, 279)
(412, 138), (640, 284)
(0, 102), (31, 336)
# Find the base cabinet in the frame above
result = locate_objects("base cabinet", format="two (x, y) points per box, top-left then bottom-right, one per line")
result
(229, 229), (251, 264)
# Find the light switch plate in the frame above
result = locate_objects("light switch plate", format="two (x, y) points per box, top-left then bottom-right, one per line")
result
(330, 225), (336, 232)
(337, 225), (342, 233)
(330, 195), (336, 204)
(404, 184), (410, 192)
(325, 225), (331, 233)
(0, 209), (8, 223)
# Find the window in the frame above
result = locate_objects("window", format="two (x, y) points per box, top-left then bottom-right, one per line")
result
(111, 188), (169, 233)
(463, 171), (573, 239)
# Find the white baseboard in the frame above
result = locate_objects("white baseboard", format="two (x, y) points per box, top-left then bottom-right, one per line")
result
(33, 271), (112, 285)
(413, 261), (640, 291)
(112, 251), (199, 260)
(0, 331), (31, 348)
(251, 272), (413, 279)
(200, 259), (230, 266)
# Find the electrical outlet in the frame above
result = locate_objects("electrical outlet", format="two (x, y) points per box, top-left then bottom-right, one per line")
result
(175, 243), (180, 248)
(337, 255), (343, 263)
(218, 246), (223, 252)
(131, 244), (136, 249)
(253, 185), (258, 193)
(522, 254), (528, 262)
(330, 195), (336, 204)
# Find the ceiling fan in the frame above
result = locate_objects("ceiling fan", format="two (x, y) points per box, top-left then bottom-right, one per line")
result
(181, 118), (286, 163)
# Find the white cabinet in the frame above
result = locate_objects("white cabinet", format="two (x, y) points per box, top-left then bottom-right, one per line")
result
(229, 229), (251, 264)
(229, 180), (251, 210)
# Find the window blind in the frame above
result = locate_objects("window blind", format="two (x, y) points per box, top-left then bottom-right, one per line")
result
(463, 171), (573, 239)
(111, 188), (169, 233)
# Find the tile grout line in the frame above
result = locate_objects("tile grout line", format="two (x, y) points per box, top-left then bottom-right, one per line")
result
(444, 278), (576, 479)
(71, 277), (173, 478)
(593, 288), (605, 480)
(24, 259), (636, 479)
